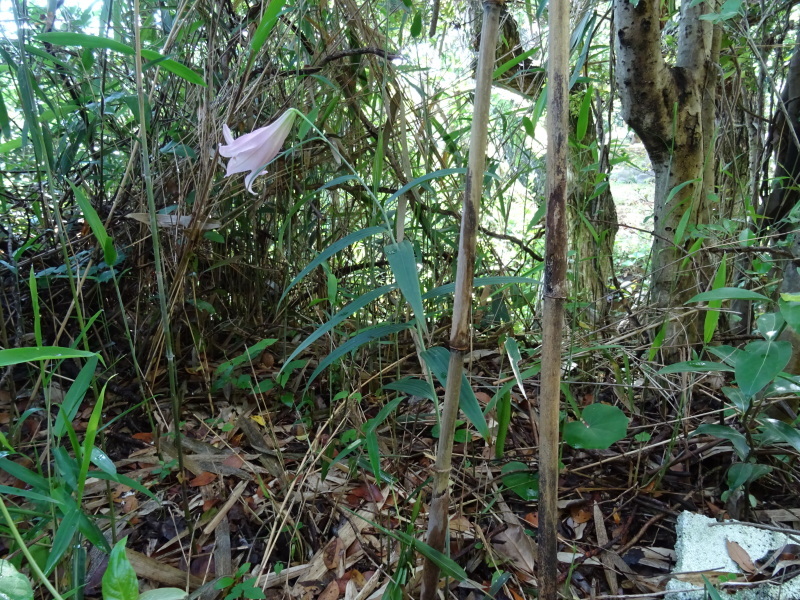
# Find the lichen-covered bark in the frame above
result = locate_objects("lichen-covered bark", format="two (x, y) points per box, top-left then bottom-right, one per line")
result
(614, 0), (719, 351)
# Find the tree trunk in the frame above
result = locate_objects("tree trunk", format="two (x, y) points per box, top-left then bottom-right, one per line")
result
(760, 33), (800, 229)
(614, 0), (720, 352)
(568, 94), (618, 325)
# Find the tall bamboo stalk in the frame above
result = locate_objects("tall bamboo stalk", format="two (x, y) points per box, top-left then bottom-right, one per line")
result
(539, 0), (570, 596)
(419, 2), (503, 599)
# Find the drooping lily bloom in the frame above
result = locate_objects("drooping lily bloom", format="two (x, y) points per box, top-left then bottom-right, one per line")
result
(219, 110), (295, 194)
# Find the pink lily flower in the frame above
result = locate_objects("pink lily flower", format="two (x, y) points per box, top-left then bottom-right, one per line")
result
(219, 110), (296, 194)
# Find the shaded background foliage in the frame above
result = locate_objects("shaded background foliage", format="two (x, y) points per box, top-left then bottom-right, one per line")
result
(3, 0), (800, 596)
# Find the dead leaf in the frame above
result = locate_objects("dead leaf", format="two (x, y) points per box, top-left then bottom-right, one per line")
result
(726, 539), (756, 574)
(569, 503), (592, 524)
(475, 391), (492, 405)
(509, 589), (525, 600)
(126, 212), (221, 230)
(121, 494), (138, 514)
(188, 472), (217, 487)
(347, 569), (366, 588)
(323, 537), (344, 570)
(349, 483), (383, 502)
(318, 580), (339, 600)
(449, 514), (473, 533)
(774, 559), (800, 576)
(492, 525), (536, 580)
(132, 432), (153, 443)
(222, 453), (245, 469)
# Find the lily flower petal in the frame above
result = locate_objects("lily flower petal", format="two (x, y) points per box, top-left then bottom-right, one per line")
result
(219, 110), (295, 194)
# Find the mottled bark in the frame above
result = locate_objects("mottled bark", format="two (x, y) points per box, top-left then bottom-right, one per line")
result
(614, 0), (719, 353)
(539, 0), (570, 594)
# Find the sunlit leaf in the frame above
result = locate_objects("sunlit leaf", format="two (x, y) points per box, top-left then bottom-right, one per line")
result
(37, 33), (206, 86)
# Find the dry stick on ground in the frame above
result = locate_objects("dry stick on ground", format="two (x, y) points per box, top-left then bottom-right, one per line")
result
(418, 2), (503, 599)
(539, 0), (570, 597)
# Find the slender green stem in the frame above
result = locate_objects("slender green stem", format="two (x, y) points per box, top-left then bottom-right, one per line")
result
(0, 495), (66, 600)
(132, 0), (191, 530)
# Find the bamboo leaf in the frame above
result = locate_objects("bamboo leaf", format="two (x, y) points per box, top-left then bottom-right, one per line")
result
(385, 241), (427, 333)
(280, 285), (396, 374)
(421, 347), (489, 439)
(305, 323), (413, 390)
(385, 168), (465, 207)
(251, 0), (289, 54)
(687, 288), (768, 303)
(280, 226), (387, 304)
(37, 33), (206, 86)
(493, 47), (538, 79)
(423, 276), (539, 300)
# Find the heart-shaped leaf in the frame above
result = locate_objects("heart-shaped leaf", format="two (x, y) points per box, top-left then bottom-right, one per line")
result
(563, 404), (628, 450)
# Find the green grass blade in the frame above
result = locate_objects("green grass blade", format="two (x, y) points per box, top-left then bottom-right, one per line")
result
(495, 392), (511, 459)
(0, 347), (97, 366)
(279, 226), (387, 305)
(54, 356), (98, 438)
(0, 485), (60, 504)
(0, 458), (49, 492)
(44, 509), (79, 575)
(70, 182), (117, 266)
(76, 381), (109, 505)
(305, 323), (413, 390)
(280, 285), (395, 374)
(504, 337), (526, 399)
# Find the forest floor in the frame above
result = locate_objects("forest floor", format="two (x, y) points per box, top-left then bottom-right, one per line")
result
(4, 326), (796, 600)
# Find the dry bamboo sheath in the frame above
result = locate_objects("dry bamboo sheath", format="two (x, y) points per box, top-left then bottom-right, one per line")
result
(539, 0), (570, 596)
(419, 2), (503, 599)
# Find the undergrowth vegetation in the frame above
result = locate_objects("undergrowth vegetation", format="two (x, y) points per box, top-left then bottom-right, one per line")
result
(1, 0), (800, 599)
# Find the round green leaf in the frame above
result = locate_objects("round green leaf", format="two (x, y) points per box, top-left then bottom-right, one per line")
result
(0, 559), (33, 600)
(563, 404), (629, 450)
(500, 461), (539, 501)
